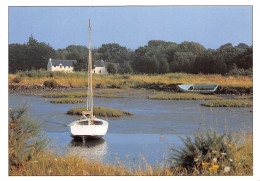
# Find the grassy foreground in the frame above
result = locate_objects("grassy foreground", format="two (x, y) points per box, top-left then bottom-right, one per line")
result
(148, 93), (223, 100)
(67, 106), (133, 117)
(9, 131), (253, 176)
(9, 70), (252, 89)
(201, 100), (253, 107)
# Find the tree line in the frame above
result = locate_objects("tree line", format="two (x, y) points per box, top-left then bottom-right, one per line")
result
(9, 35), (252, 76)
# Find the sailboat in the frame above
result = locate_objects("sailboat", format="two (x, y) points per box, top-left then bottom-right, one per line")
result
(68, 19), (109, 140)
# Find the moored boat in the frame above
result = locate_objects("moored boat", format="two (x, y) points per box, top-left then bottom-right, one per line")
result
(68, 19), (108, 141)
(178, 84), (218, 94)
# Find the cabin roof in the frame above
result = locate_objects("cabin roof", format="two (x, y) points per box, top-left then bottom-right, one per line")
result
(50, 59), (77, 66)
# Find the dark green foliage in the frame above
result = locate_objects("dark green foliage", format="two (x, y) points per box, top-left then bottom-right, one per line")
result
(9, 104), (48, 168)
(8, 35), (252, 75)
(118, 64), (133, 74)
(170, 131), (240, 171)
(44, 80), (58, 88)
(107, 63), (117, 74)
(228, 64), (253, 77)
(9, 35), (58, 73)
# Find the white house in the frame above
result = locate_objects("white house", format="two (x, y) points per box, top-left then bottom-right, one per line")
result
(92, 60), (108, 74)
(47, 58), (77, 72)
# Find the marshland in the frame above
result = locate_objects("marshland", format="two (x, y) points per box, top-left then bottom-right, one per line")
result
(9, 82), (253, 175)
(8, 6), (253, 175)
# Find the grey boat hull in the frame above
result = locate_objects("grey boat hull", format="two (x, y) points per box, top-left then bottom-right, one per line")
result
(178, 84), (218, 94)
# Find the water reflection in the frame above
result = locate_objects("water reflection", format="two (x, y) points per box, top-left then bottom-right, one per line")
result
(67, 138), (108, 162)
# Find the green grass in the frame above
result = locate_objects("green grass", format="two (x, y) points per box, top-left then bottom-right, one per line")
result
(42, 92), (123, 98)
(148, 93), (223, 100)
(201, 100), (253, 107)
(50, 98), (86, 104)
(234, 95), (253, 100)
(67, 106), (133, 117)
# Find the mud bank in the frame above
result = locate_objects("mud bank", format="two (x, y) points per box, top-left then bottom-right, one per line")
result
(9, 82), (253, 95)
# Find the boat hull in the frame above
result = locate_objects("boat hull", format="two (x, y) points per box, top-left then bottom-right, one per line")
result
(68, 118), (108, 139)
(178, 84), (218, 94)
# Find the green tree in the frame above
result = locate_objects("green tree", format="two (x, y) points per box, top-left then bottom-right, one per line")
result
(107, 63), (117, 74)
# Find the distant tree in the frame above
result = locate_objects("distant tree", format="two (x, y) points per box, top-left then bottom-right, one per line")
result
(178, 41), (206, 55)
(118, 64), (133, 74)
(235, 43), (249, 50)
(169, 52), (196, 73)
(97, 43), (131, 63)
(107, 63), (117, 74)
(219, 43), (233, 49)
(158, 58), (169, 74)
(9, 35), (57, 73)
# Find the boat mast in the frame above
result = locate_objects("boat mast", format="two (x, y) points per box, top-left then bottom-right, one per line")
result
(88, 19), (94, 121)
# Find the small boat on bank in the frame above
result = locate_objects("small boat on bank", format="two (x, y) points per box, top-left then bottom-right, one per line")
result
(68, 19), (108, 141)
(177, 84), (218, 94)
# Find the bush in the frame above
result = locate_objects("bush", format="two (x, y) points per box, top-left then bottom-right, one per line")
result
(44, 80), (58, 88)
(9, 104), (48, 169)
(170, 130), (243, 173)
(12, 76), (22, 83)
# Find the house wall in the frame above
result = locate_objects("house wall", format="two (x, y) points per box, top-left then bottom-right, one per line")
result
(92, 67), (107, 74)
(51, 65), (74, 72)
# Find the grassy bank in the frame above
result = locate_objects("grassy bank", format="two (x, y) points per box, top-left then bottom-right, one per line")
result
(42, 92), (123, 98)
(50, 98), (86, 104)
(67, 106), (133, 117)
(148, 93), (223, 100)
(9, 70), (252, 91)
(201, 100), (253, 107)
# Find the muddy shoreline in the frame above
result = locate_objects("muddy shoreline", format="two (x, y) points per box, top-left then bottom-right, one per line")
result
(9, 83), (253, 95)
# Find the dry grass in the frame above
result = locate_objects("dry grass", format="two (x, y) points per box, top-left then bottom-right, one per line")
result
(9, 72), (253, 89)
(50, 98), (86, 104)
(201, 100), (253, 107)
(67, 106), (133, 117)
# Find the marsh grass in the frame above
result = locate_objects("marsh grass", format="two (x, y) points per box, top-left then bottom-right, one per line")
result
(9, 71), (252, 89)
(42, 92), (123, 98)
(67, 106), (133, 117)
(50, 98), (86, 104)
(148, 93), (223, 100)
(234, 95), (253, 100)
(201, 100), (253, 107)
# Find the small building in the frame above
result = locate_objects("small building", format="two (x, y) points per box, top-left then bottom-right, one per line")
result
(92, 60), (108, 74)
(47, 58), (77, 72)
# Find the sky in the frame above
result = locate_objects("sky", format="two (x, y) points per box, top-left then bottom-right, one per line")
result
(9, 6), (252, 50)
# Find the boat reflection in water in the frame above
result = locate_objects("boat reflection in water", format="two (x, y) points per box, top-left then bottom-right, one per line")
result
(68, 138), (108, 162)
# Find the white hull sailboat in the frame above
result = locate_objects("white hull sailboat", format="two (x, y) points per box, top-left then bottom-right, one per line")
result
(68, 19), (108, 140)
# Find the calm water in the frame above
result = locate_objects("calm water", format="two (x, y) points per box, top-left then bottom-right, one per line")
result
(8, 93), (253, 167)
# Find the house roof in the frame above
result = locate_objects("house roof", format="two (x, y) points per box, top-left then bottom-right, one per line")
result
(50, 59), (77, 66)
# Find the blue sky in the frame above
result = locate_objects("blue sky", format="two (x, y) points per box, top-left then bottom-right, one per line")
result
(9, 6), (252, 50)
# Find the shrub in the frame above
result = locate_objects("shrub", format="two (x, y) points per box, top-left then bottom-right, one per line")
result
(170, 130), (243, 173)
(44, 80), (58, 88)
(12, 76), (22, 83)
(9, 104), (48, 169)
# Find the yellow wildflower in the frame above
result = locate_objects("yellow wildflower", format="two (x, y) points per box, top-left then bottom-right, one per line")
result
(212, 165), (219, 169)
(202, 162), (210, 166)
